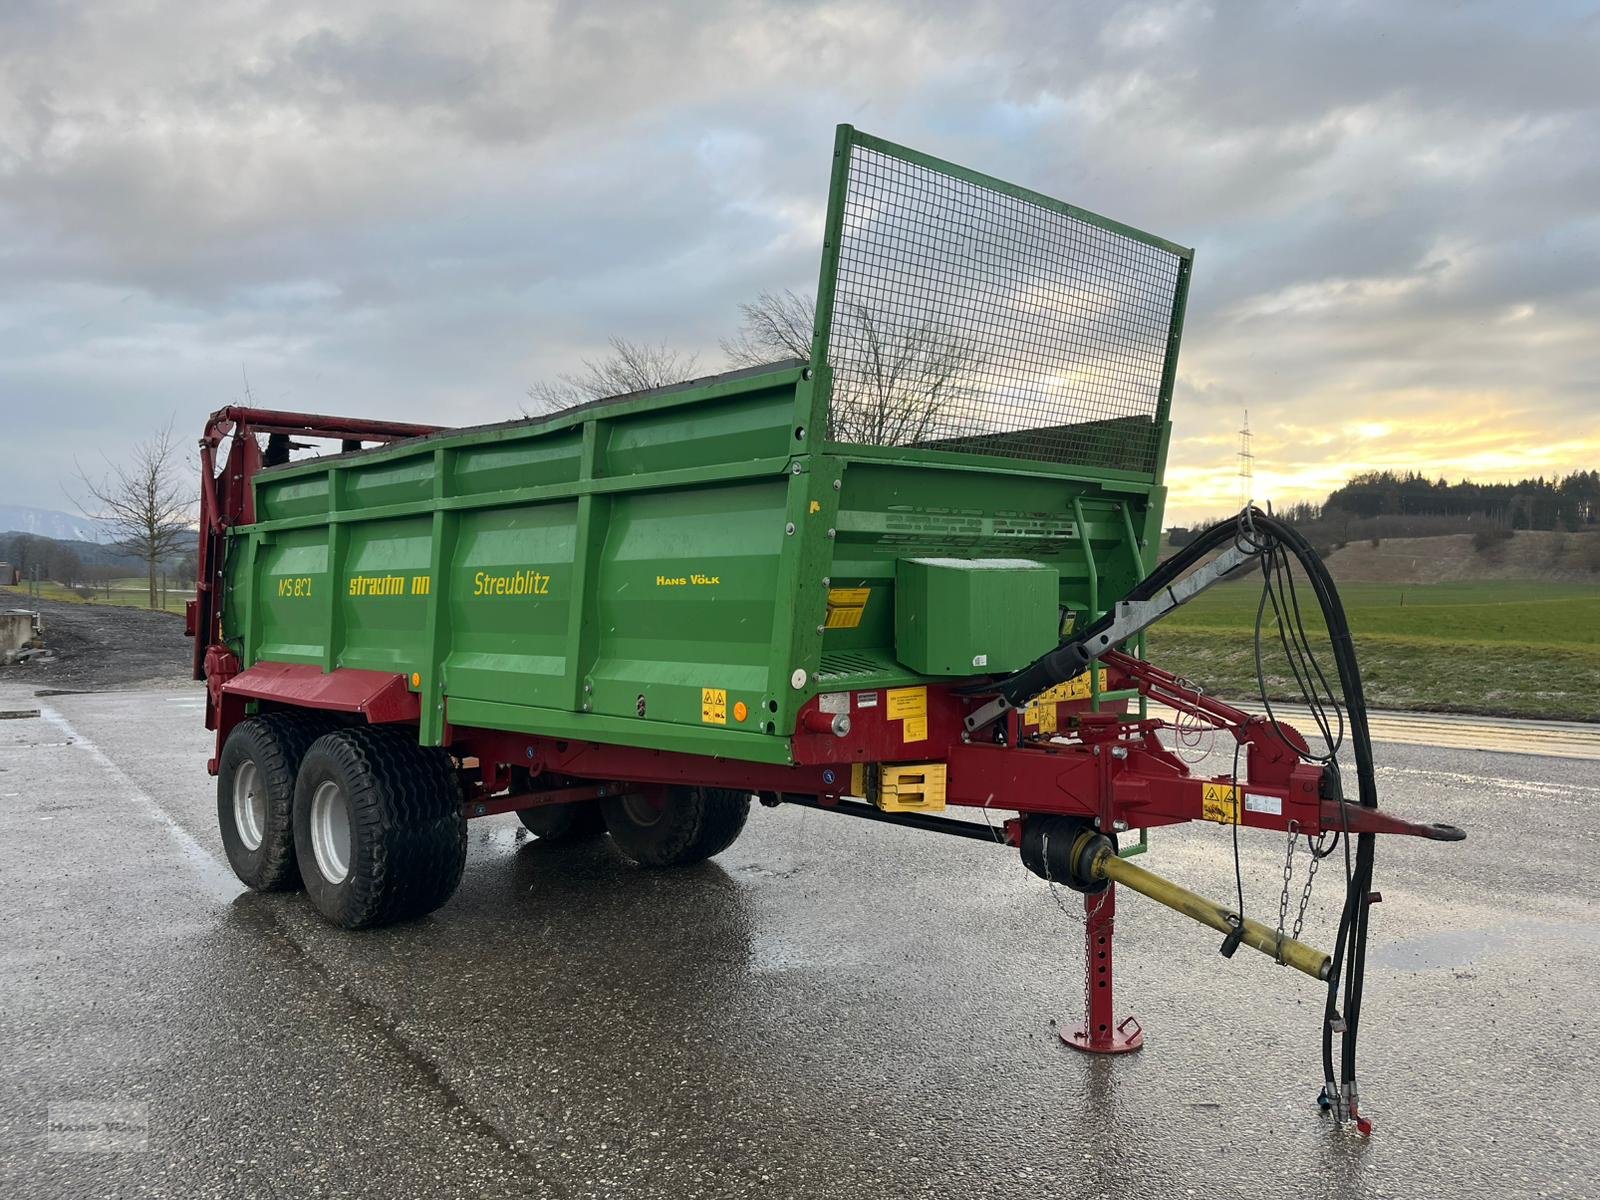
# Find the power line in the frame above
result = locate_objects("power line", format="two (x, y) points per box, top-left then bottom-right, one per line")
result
(1238, 409), (1254, 508)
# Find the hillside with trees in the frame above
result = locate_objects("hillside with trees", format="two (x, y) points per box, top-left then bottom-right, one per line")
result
(0, 530), (193, 597)
(1319, 470), (1599, 531)
(1167, 469), (1600, 580)
(1172, 471), (1599, 542)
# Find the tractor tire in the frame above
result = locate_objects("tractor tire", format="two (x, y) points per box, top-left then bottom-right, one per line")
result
(601, 786), (751, 867)
(292, 726), (466, 929)
(517, 801), (605, 842)
(216, 712), (331, 892)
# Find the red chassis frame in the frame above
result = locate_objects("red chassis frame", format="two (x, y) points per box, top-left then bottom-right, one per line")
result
(437, 650), (1451, 849)
(191, 408), (1455, 1059)
(206, 652), (1446, 848)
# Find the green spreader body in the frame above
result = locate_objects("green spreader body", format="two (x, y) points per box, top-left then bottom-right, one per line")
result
(222, 126), (1192, 767)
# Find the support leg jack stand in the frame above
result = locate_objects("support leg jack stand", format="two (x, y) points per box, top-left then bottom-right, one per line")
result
(1061, 884), (1144, 1054)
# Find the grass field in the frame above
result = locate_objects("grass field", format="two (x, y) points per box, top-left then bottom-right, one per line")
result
(2, 580), (187, 615)
(1147, 578), (1600, 722)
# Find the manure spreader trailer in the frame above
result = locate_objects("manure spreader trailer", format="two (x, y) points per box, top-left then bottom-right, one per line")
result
(187, 126), (1463, 1131)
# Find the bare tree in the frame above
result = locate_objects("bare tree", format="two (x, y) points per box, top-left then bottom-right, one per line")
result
(4, 533), (42, 582)
(526, 337), (699, 414)
(724, 290), (976, 445)
(75, 422), (192, 610)
(721, 288), (814, 365)
(524, 292), (974, 446)
(828, 305), (976, 445)
(45, 544), (82, 588)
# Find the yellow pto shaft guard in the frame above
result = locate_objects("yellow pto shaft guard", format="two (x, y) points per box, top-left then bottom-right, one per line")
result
(1086, 838), (1333, 981)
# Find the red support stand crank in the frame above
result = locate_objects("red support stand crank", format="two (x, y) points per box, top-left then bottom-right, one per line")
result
(1061, 883), (1144, 1054)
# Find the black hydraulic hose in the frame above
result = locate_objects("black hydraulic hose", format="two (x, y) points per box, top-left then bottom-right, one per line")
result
(987, 507), (1380, 1108)
(983, 517), (1244, 706)
(1223, 513), (1379, 1104)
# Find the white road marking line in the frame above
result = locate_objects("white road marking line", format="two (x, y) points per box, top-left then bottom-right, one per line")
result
(1377, 764), (1600, 798)
(1149, 703), (1600, 761)
(37, 705), (241, 901)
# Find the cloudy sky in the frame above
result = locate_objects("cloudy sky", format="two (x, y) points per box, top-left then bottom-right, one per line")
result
(1, 0), (1595, 524)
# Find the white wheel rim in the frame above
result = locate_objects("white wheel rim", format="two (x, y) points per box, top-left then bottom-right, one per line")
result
(310, 780), (352, 884)
(232, 759), (265, 851)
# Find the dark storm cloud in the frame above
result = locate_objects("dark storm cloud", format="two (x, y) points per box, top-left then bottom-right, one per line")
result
(0, 0), (1595, 519)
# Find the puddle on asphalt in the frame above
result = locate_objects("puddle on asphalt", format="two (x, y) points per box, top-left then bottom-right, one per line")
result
(471, 824), (528, 853)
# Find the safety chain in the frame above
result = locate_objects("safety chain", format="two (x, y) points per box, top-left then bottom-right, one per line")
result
(982, 802), (1113, 933)
(1084, 915), (1094, 1032)
(1042, 849), (1112, 927)
(1294, 843), (1320, 942)
(1077, 886), (1112, 1030)
(1275, 820), (1324, 960)
(1275, 821), (1300, 963)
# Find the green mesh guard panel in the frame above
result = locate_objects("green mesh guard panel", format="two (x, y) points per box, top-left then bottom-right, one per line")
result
(814, 129), (1190, 475)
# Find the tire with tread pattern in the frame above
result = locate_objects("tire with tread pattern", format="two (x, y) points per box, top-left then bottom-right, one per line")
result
(517, 802), (605, 842)
(601, 786), (750, 867)
(292, 726), (466, 929)
(216, 712), (332, 891)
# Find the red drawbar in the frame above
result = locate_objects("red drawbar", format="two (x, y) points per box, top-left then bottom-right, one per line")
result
(222, 662), (420, 725)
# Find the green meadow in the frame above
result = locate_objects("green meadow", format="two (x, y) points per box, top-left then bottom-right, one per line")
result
(1146, 580), (1600, 722)
(2, 580), (188, 614)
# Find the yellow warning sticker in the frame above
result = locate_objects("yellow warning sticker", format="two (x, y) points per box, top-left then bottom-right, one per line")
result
(700, 687), (727, 725)
(1032, 669), (1108, 704)
(901, 714), (928, 743)
(885, 686), (927, 721)
(1067, 669), (1108, 701)
(1025, 701), (1058, 734)
(825, 587), (871, 630)
(1201, 782), (1240, 824)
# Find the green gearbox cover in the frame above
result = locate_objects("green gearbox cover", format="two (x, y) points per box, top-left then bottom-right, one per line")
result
(894, 558), (1060, 677)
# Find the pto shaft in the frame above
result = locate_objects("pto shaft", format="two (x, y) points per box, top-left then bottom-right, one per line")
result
(1089, 843), (1332, 981)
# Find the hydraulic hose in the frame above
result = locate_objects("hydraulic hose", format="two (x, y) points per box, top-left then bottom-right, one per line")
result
(989, 507), (1379, 1116)
(985, 517), (1244, 708)
(1234, 514), (1377, 1104)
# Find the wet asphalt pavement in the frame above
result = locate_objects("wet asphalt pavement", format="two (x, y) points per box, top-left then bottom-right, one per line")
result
(1, 683), (1596, 1199)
